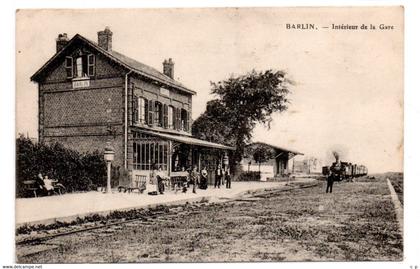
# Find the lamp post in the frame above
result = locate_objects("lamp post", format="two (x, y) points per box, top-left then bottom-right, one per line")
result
(104, 143), (115, 194)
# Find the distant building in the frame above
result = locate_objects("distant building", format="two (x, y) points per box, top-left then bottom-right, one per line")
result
(292, 157), (321, 174)
(241, 142), (303, 180)
(30, 28), (234, 187)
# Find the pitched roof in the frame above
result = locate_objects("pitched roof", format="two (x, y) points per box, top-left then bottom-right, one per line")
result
(31, 34), (196, 95)
(248, 141), (303, 156)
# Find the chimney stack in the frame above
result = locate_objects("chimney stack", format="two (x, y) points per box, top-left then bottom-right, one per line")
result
(163, 58), (174, 79)
(97, 27), (113, 51)
(56, 33), (69, 52)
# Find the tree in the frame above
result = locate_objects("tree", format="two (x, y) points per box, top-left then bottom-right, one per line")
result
(245, 143), (276, 172)
(191, 100), (234, 145)
(192, 69), (292, 165)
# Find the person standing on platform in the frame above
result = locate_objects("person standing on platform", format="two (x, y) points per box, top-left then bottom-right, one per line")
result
(190, 166), (199, 194)
(225, 167), (231, 189)
(157, 166), (165, 194)
(200, 166), (208, 189)
(149, 164), (158, 195)
(326, 162), (340, 193)
(215, 164), (222, 188)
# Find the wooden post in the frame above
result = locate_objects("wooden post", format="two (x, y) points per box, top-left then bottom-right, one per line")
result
(168, 141), (172, 177)
(190, 146), (193, 169)
(198, 148), (201, 171)
(107, 161), (112, 193)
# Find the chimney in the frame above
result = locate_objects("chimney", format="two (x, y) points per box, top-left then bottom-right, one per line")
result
(56, 33), (69, 52)
(163, 58), (174, 79)
(97, 27), (113, 51)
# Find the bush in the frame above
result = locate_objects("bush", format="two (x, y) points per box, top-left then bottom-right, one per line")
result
(238, 171), (261, 181)
(16, 135), (107, 197)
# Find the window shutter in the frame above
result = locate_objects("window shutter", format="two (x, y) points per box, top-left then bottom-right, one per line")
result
(171, 107), (176, 129)
(87, 54), (95, 76)
(177, 108), (182, 130)
(148, 100), (154, 126)
(144, 98), (148, 124)
(132, 96), (139, 125)
(163, 104), (168, 128)
(186, 111), (190, 132)
(65, 56), (73, 79)
(174, 108), (178, 130)
(154, 101), (158, 126)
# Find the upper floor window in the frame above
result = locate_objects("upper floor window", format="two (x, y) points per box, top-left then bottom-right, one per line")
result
(132, 97), (190, 132)
(133, 96), (147, 125)
(65, 54), (95, 79)
(154, 101), (163, 127)
(139, 97), (146, 123)
(181, 108), (189, 132)
(76, 57), (84, 77)
(168, 106), (174, 129)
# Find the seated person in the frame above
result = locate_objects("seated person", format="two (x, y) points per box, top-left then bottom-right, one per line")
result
(36, 173), (45, 190)
(43, 175), (55, 195)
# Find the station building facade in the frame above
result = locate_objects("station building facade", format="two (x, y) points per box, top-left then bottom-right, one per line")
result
(31, 28), (234, 188)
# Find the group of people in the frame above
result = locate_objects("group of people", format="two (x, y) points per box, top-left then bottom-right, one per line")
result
(171, 165), (207, 194)
(148, 164), (232, 195)
(214, 164), (231, 189)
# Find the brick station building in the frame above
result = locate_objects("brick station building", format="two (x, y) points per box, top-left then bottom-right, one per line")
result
(31, 27), (234, 189)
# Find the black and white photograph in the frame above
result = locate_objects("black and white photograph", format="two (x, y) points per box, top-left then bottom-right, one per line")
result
(1, 4), (416, 266)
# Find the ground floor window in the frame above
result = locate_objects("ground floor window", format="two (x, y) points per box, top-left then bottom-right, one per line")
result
(133, 141), (168, 171)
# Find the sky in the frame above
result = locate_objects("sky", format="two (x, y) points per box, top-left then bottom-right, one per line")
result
(16, 7), (403, 173)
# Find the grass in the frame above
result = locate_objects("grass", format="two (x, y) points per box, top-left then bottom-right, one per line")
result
(17, 175), (403, 263)
(385, 172), (403, 205)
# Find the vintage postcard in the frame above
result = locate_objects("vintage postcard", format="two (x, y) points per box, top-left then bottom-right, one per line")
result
(15, 7), (403, 263)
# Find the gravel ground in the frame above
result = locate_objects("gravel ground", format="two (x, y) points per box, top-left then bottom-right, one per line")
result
(17, 176), (403, 263)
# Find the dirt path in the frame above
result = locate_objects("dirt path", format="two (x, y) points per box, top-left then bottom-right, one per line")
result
(17, 178), (403, 263)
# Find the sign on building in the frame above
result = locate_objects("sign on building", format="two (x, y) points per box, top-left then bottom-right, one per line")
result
(72, 79), (90, 89)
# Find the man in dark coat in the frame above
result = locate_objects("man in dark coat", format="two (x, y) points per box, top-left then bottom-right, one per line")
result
(225, 168), (231, 189)
(215, 164), (222, 188)
(326, 162), (340, 193)
(326, 173), (334, 193)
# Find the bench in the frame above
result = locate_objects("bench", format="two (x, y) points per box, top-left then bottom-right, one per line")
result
(22, 180), (40, 197)
(118, 175), (147, 194)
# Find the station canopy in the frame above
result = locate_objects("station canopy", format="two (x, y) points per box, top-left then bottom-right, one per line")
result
(140, 130), (235, 150)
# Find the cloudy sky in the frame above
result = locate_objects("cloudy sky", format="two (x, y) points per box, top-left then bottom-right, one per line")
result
(16, 7), (403, 173)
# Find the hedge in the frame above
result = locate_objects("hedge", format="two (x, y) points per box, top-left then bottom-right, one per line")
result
(16, 136), (107, 197)
(237, 171), (261, 181)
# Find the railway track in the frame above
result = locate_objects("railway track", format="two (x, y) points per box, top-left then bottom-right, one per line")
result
(16, 181), (321, 258)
